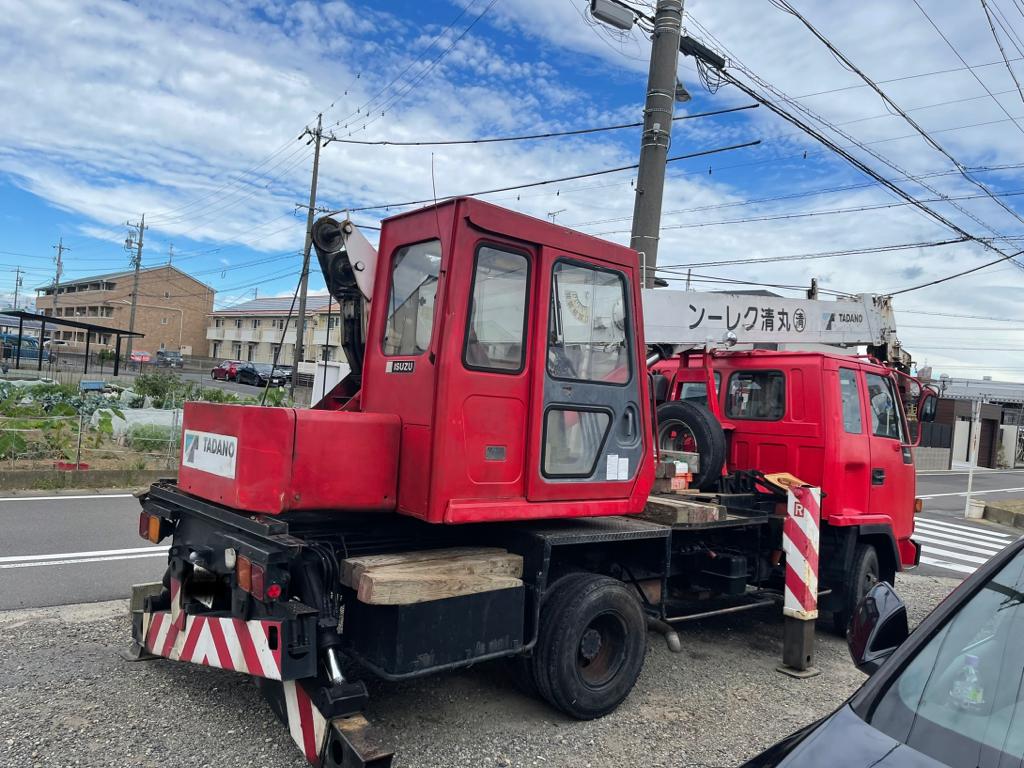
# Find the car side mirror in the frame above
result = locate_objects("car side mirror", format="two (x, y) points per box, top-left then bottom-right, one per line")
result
(847, 582), (909, 675)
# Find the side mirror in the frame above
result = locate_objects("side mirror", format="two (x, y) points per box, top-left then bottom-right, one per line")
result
(847, 582), (909, 675)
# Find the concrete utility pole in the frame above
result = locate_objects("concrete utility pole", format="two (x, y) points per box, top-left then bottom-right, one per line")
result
(964, 399), (983, 518)
(292, 113), (323, 398)
(51, 237), (69, 315)
(12, 267), (23, 310)
(124, 215), (146, 359)
(630, 0), (683, 288)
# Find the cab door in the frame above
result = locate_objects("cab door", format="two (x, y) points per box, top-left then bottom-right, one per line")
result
(865, 370), (915, 538)
(830, 363), (871, 518)
(526, 249), (646, 502)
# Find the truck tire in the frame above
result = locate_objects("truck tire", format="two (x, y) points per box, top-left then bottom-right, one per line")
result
(530, 572), (594, 705)
(534, 574), (646, 720)
(656, 400), (726, 490)
(832, 543), (880, 636)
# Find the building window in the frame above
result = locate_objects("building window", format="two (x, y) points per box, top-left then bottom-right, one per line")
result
(234, 318), (242, 329)
(252, 319), (260, 329)
(271, 344), (281, 359)
(164, 291), (170, 299)
(160, 317), (168, 325)
(232, 342), (242, 358)
(247, 343), (256, 361)
(272, 318), (286, 330)
(100, 334), (111, 345)
(215, 318), (223, 328)
(212, 342), (220, 358)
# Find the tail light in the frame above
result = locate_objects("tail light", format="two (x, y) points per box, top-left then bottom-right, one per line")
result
(236, 555), (281, 601)
(138, 511), (168, 544)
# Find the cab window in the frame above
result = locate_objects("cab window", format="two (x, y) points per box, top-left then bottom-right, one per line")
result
(547, 261), (630, 385)
(865, 372), (904, 441)
(383, 240), (441, 356)
(677, 373), (722, 407)
(867, 548), (1024, 766)
(726, 371), (784, 421)
(839, 368), (863, 434)
(463, 245), (529, 373)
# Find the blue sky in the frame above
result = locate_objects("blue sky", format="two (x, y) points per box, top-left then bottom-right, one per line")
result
(3, 0), (1024, 376)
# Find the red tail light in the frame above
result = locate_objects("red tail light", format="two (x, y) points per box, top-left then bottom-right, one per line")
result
(236, 555), (278, 600)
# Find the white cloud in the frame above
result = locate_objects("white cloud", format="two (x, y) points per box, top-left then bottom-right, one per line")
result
(2, 0), (1023, 377)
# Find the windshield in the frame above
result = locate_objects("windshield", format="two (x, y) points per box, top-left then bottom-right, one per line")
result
(867, 546), (1024, 766)
(383, 239), (441, 356)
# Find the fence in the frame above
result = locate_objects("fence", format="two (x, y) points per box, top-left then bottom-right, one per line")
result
(0, 410), (180, 473)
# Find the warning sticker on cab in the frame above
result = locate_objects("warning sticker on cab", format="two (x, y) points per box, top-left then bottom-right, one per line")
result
(182, 429), (238, 479)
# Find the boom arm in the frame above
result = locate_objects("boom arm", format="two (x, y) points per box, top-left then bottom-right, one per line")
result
(642, 289), (909, 370)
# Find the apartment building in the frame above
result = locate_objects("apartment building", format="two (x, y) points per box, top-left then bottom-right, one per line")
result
(206, 295), (344, 364)
(35, 265), (214, 353)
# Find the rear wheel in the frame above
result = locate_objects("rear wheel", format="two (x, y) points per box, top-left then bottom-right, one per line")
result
(656, 400), (727, 490)
(831, 543), (879, 636)
(532, 574), (646, 720)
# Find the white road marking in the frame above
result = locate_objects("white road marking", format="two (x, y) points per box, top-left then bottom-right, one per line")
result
(919, 557), (976, 575)
(0, 493), (134, 503)
(915, 521), (1014, 546)
(914, 534), (1004, 556)
(0, 552), (168, 569)
(916, 545), (988, 566)
(918, 487), (1024, 499)
(915, 517), (1014, 538)
(0, 545), (167, 564)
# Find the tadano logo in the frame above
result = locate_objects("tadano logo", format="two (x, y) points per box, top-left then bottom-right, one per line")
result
(181, 429), (238, 479)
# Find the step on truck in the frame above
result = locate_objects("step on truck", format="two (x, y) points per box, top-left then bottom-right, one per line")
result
(128, 197), (928, 767)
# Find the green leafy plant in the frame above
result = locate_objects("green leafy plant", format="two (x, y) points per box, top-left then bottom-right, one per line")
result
(0, 430), (27, 460)
(127, 423), (175, 453)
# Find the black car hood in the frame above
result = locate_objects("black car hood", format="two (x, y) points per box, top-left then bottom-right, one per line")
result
(742, 705), (947, 768)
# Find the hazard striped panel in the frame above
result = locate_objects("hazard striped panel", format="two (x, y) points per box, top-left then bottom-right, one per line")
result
(782, 485), (820, 620)
(143, 610), (283, 680)
(283, 680), (329, 766)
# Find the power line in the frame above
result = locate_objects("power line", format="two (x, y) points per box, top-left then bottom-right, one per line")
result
(772, 0), (1024, 235)
(323, 104), (758, 146)
(889, 248), (1024, 295)
(912, 0), (1024, 135)
(902, 308), (1024, 322)
(981, 0), (1024, 105)
(323, 139), (761, 215)
(654, 238), (969, 270)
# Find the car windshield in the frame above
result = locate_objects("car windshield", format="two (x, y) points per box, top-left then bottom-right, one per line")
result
(866, 546), (1024, 767)
(253, 364), (273, 374)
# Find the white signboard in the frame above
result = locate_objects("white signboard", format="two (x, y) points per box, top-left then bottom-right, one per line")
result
(642, 290), (888, 346)
(182, 429), (238, 479)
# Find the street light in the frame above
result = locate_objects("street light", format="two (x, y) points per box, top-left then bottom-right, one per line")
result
(590, 0), (635, 30)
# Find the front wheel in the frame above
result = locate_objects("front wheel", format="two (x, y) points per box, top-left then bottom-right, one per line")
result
(832, 543), (880, 636)
(532, 574), (646, 720)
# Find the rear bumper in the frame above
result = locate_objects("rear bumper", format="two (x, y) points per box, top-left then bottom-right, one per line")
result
(899, 536), (921, 569)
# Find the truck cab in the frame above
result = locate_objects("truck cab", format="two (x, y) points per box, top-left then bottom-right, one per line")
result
(653, 349), (921, 623)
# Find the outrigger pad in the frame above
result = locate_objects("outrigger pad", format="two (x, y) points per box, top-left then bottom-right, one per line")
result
(322, 714), (394, 768)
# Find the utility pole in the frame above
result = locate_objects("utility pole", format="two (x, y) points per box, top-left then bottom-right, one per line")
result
(124, 215), (146, 359)
(629, 0), (683, 288)
(51, 237), (69, 315)
(590, 0), (684, 287)
(167, 243), (174, 265)
(12, 267), (23, 310)
(964, 399), (983, 518)
(292, 113), (323, 398)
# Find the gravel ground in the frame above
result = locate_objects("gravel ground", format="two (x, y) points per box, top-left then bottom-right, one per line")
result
(0, 573), (958, 768)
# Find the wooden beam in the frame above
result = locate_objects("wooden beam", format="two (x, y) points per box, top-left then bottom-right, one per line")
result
(356, 573), (522, 606)
(340, 547), (507, 588)
(640, 496), (724, 525)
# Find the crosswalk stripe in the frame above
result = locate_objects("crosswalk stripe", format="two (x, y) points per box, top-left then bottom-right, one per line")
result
(916, 545), (988, 565)
(914, 517), (1013, 539)
(913, 525), (1008, 548)
(914, 525), (1011, 549)
(914, 534), (1004, 557)
(919, 557), (976, 575)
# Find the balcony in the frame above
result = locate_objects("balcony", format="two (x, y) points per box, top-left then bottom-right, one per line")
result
(207, 327), (225, 341)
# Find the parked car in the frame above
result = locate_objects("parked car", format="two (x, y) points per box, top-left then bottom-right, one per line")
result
(129, 350), (151, 363)
(743, 534), (1024, 768)
(235, 362), (287, 388)
(155, 350), (183, 368)
(210, 360), (243, 381)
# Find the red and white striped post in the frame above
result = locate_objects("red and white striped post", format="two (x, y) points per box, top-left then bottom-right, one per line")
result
(779, 483), (821, 677)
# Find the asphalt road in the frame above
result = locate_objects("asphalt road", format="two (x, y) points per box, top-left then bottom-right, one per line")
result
(1, 470), (1021, 611)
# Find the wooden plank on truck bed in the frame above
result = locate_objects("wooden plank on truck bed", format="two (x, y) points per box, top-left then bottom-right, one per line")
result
(640, 496), (725, 525)
(340, 546), (505, 587)
(357, 573), (523, 605)
(659, 450), (700, 472)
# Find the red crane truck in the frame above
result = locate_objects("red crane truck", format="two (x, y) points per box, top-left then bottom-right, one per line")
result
(128, 197), (928, 767)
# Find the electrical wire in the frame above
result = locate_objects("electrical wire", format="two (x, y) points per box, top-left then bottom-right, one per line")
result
(981, 0), (1024, 105)
(323, 139), (761, 215)
(324, 104), (758, 146)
